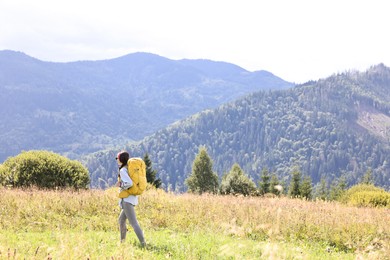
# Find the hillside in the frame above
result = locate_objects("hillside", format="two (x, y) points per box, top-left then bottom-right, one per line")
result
(85, 64), (390, 190)
(0, 50), (292, 162)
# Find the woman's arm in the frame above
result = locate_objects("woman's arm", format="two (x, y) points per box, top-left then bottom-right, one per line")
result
(119, 168), (133, 190)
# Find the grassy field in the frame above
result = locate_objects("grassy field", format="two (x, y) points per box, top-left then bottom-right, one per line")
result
(0, 187), (389, 259)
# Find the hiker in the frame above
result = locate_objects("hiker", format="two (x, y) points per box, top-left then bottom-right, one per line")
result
(115, 151), (146, 247)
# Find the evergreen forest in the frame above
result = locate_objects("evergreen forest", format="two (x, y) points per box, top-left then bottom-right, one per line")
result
(85, 64), (390, 191)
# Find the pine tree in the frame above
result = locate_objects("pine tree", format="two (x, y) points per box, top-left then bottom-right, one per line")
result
(185, 146), (218, 194)
(269, 174), (282, 195)
(259, 167), (271, 194)
(361, 168), (373, 185)
(288, 167), (302, 198)
(316, 178), (328, 200)
(220, 163), (257, 196)
(143, 153), (162, 188)
(329, 175), (347, 201)
(300, 176), (313, 200)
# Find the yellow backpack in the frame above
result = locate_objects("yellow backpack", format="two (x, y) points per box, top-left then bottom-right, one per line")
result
(118, 157), (147, 198)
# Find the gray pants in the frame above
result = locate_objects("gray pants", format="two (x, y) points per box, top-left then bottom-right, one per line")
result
(118, 201), (145, 245)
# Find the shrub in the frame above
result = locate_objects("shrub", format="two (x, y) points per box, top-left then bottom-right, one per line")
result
(340, 184), (390, 208)
(0, 164), (5, 186)
(220, 163), (256, 196)
(0, 150), (90, 189)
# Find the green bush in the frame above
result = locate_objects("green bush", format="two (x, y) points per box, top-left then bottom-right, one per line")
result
(0, 150), (89, 189)
(220, 163), (256, 196)
(340, 184), (390, 208)
(0, 164), (5, 185)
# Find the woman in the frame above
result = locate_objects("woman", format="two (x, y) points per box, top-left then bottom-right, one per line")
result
(116, 151), (146, 247)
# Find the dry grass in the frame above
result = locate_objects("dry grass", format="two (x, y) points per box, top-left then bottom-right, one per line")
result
(140, 189), (389, 254)
(0, 187), (389, 259)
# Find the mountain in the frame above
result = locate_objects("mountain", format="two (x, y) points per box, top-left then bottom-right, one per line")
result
(85, 64), (390, 191)
(0, 50), (292, 162)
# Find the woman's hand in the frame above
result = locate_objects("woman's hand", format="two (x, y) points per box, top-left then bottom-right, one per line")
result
(115, 181), (121, 187)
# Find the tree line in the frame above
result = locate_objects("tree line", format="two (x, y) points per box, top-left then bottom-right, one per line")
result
(85, 65), (390, 191)
(1, 149), (388, 207)
(186, 147), (381, 203)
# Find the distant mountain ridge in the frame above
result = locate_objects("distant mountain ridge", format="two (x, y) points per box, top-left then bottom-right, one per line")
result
(0, 50), (293, 162)
(85, 64), (390, 191)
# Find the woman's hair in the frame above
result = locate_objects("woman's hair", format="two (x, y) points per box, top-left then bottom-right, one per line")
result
(117, 151), (130, 169)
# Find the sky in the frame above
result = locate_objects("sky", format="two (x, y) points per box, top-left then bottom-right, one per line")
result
(1, 0), (389, 83)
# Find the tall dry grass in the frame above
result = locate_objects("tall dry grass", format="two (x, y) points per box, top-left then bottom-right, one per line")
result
(1, 187), (389, 256)
(140, 188), (389, 255)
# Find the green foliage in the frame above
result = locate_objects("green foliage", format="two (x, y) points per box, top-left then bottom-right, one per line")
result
(87, 64), (390, 191)
(348, 191), (390, 208)
(0, 164), (5, 186)
(315, 178), (329, 200)
(287, 168), (313, 200)
(269, 174), (282, 195)
(0, 51), (292, 163)
(143, 153), (162, 188)
(220, 163), (257, 196)
(288, 167), (302, 198)
(329, 176), (347, 201)
(258, 167), (270, 194)
(340, 184), (390, 207)
(361, 168), (373, 185)
(185, 147), (218, 194)
(300, 176), (313, 200)
(0, 150), (89, 189)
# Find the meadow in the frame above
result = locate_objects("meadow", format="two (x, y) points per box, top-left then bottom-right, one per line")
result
(0, 187), (389, 259)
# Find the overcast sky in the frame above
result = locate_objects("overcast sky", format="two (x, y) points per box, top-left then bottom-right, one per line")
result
(1, 0), (389, 83)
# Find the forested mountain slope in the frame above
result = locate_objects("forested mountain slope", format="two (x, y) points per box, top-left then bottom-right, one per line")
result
(0, 50), (292, 162)
(85, 64), (390, 191)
